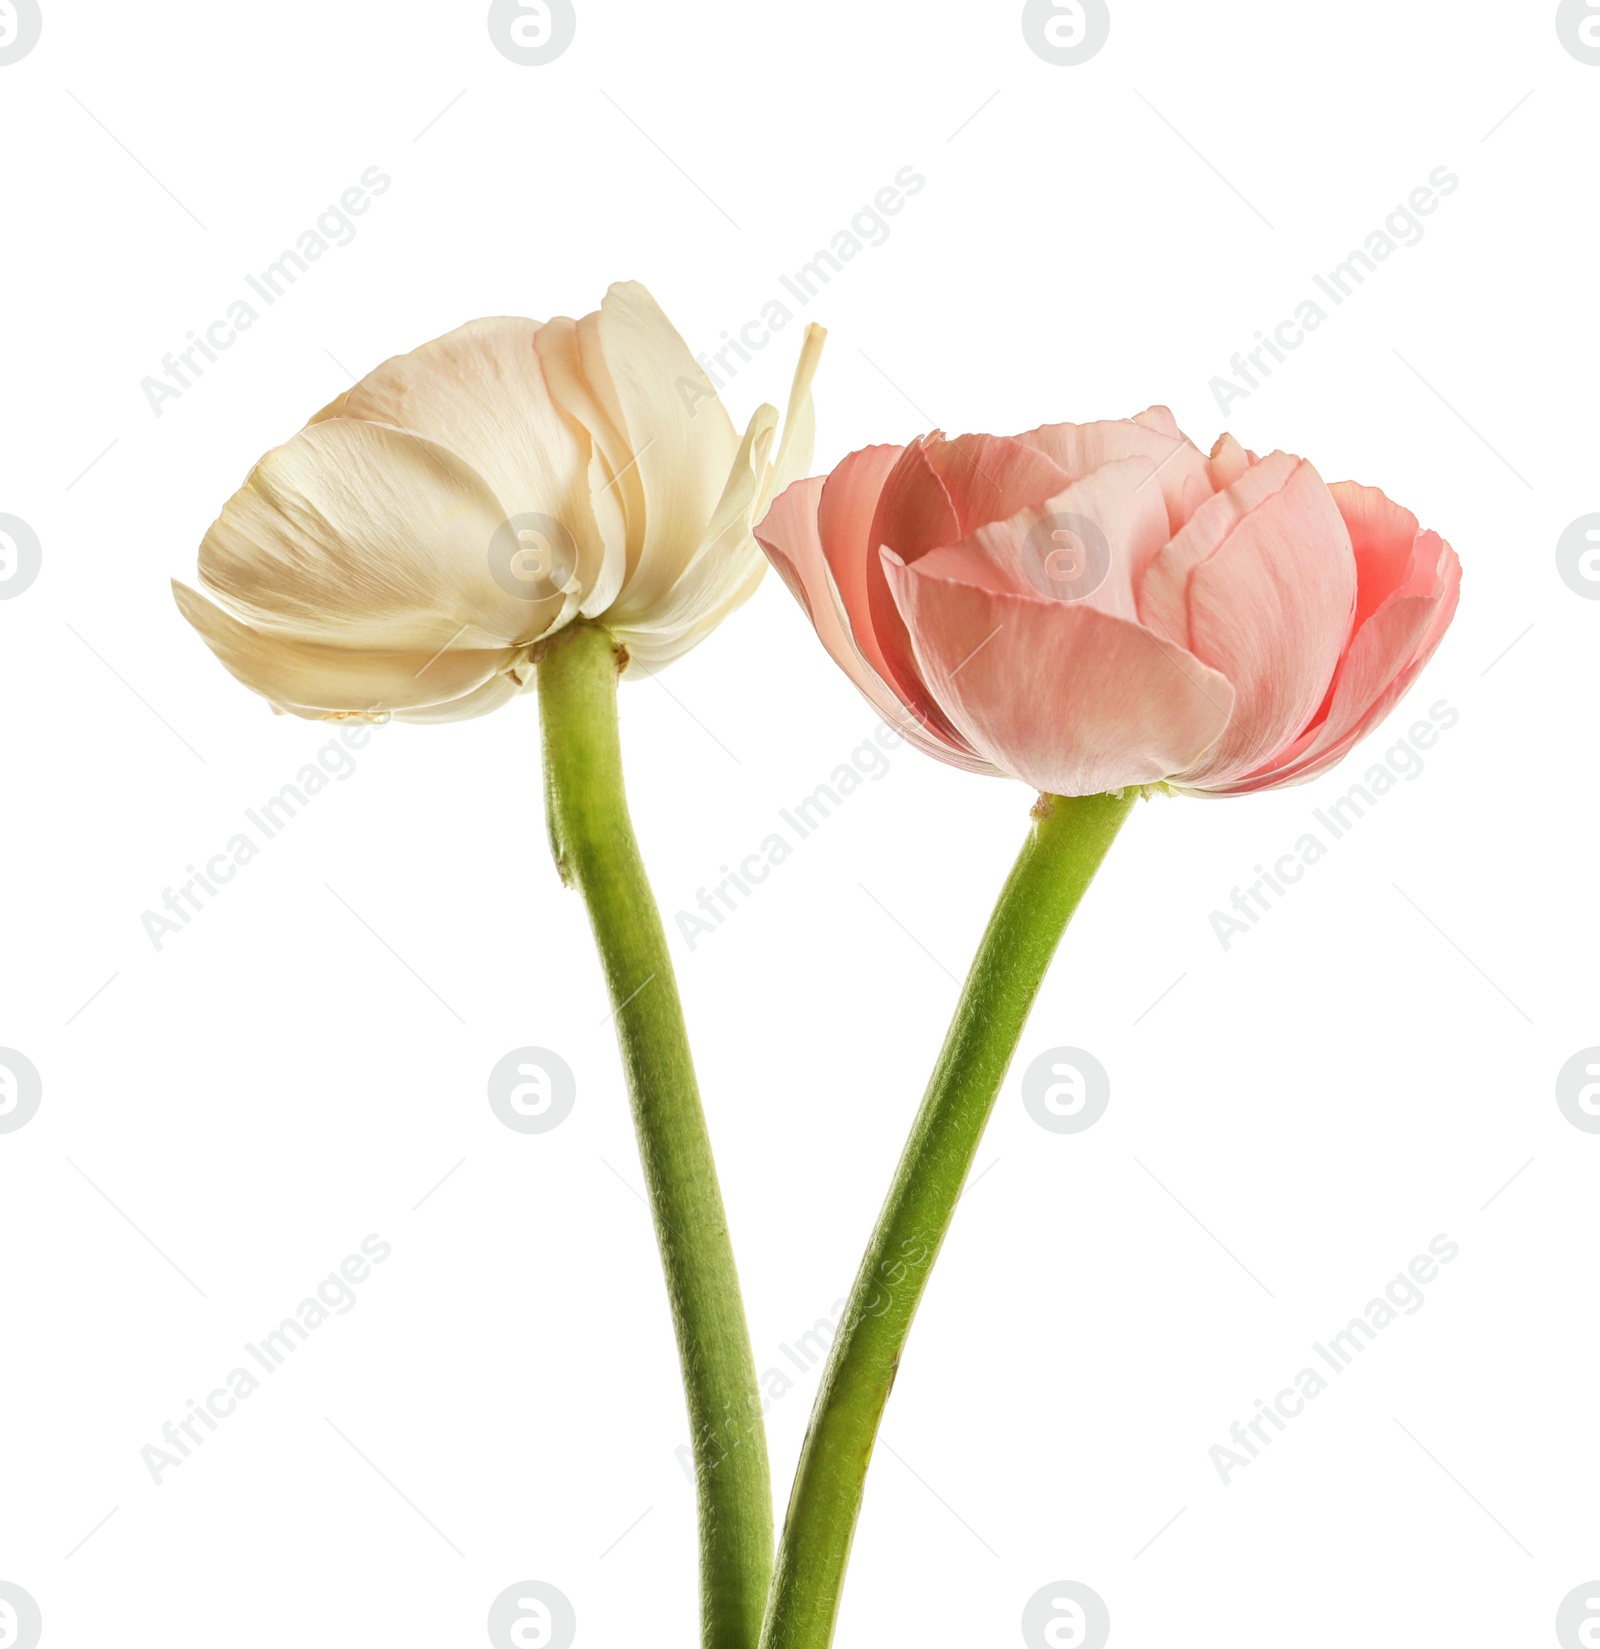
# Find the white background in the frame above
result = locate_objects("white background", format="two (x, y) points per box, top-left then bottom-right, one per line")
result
(2, 2), (1597, 1645)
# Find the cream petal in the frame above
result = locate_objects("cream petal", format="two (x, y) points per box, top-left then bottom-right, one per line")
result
(618, 555), (767, 675)
(579, 282), (742, 614)
(307, 389), (352, 424)
(173, 580), (518, 718)
(571, 453), (631, 621)
(329, 317), (609, 614)
(393, 670), (531, 724)
(607, 319), (824, 661)
(534, 315), (631, 618)
(197, 418), (567, 652)
(614, 403), (777, 643)
(756, 323), (827, 517)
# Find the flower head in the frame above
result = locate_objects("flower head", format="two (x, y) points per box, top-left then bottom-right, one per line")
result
(755, 409), (1459, 796)
(176, 282), (824, 721)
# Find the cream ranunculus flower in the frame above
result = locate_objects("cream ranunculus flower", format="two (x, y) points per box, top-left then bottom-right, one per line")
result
(174, 281), (824, 721)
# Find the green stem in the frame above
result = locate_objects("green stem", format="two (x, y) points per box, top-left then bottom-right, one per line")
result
(759, 788), (1137, 1649)
(537, 622), (772, 1649)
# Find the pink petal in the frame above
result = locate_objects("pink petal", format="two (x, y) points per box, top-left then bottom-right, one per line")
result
(1138, 451), (1301, 638)
(853, 440), (974, 745)
(1207, 433), (1253, 490)
(1141, 455), (1357, 787)
(883, 549), (1236, 796)
(867, 437), (961, 561)
(1330, 481), (1428, 629)
(861, 434), (1072, 735)
(1215, 529), (1461, 793)
(840, 442), (980, 750)
(1016, 410), (1215, 535)
(916, 433), (1073, 537)
(816, 443), (910, 689)
(754, 471), (995, 773)
(908, 457), (1174, 625)
(1133, 405), (1186, 440)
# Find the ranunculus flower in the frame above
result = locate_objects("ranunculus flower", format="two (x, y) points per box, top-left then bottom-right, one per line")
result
(175, 282), (823, 721)
(755, 408), (1460, 796)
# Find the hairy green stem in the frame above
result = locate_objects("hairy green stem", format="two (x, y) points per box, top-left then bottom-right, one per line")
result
(759, 789), (1137, 1649)
(538, 622), (772, 1649)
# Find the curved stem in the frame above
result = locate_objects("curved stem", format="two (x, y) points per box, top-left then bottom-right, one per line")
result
(538, 622), (771, 1649)
(759, 789), (1137, 1649)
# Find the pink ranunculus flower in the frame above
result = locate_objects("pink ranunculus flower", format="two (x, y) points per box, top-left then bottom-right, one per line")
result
(754, 408), (1460, 797)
